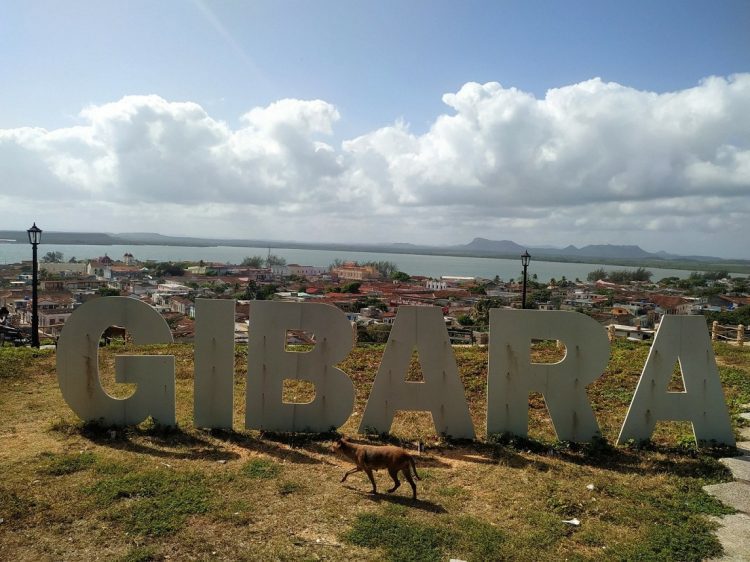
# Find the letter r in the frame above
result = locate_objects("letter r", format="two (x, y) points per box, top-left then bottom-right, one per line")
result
(487, 309), (609, 442)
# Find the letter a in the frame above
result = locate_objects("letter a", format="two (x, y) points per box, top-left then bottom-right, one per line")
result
(617, 315), (734, 446)
(487, 309), (609, 442)
(246, 302), (355, 432)
(359, 306), (475, 439)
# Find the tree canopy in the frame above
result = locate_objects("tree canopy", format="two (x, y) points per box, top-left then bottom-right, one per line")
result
(267, 255), (286, 266)
(342, 282), (361, 294)
(41, 251), (64, 263)
(241, 256), (264, 268)
(703, 305), (750, 327)
(151, 262), (187, 277)
(587, 267), (652, 283)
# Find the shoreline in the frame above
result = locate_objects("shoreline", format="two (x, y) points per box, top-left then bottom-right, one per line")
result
(3, 239), (748, 274)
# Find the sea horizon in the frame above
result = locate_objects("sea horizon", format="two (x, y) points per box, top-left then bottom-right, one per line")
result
(0, 243), (724, 283)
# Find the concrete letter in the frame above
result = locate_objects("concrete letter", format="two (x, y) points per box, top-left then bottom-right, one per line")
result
(194, 299), (235, 429)
(246, 302), (355, 432)
(359, 306), (475, 439)
(487, 309), (609, 442)
(617, 315), (735, 446)
(57, 297), (175, 426)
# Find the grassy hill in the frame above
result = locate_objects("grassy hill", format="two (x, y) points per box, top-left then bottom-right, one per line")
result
(1, 341), (748, 561)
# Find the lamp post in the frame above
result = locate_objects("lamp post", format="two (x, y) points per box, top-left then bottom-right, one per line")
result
(521, 250), (531, 309)
(27, 223), (42, 348)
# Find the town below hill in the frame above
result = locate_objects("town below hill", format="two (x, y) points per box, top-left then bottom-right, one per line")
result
(1, 253), (748, 347)
(1, 231), (748, 274)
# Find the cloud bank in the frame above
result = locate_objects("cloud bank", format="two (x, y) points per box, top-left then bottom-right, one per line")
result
(1, 75), (749, 257)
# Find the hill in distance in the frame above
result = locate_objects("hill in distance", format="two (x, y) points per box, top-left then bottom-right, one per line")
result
(1, 230), (747, 271)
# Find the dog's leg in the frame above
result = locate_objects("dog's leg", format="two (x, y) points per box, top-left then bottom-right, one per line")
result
(403, 468), (417, 500)
(387, 468), (401, 493)
(341, 466), (361, 482)
(365, 468), (377, 494)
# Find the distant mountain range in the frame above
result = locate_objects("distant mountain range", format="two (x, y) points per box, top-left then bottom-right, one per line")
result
(1, 230), (747, 272)
(456, 237), (729, 263)
(460, 238), (659, 260)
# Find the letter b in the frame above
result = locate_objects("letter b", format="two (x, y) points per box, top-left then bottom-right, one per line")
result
(246, 302), (355, 432)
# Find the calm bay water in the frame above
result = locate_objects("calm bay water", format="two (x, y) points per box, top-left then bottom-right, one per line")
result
(0, 243), (708, 282)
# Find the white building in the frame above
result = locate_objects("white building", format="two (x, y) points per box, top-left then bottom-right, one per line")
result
(38, 262), (88, 276)
(426, 280), (448, 291)
(273, 264), (327, 277)
(152, 281), (191, 306)
(441, 276), (476, 286)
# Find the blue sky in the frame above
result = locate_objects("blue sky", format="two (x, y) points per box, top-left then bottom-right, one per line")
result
(4, 1), (747, 133)
(1, 1), (749, 257)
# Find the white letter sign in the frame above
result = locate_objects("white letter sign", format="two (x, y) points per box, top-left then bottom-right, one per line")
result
(487, 309), (609, 442)
(246, 302), (355, 432)
(359, 306), (476, 439)
(54, 298), (737, 448)
(617, 315), (735, 446)
(193, 299), (235, 429)
(57, 296), (175, 426)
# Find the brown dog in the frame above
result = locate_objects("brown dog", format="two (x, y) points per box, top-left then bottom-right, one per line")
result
(331, 437), (421, 499)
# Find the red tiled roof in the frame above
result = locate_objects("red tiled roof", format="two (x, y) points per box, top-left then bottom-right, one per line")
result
(649, 294), (690, 309)
(433, 289), (471, 299)
(719, 295), (750, 306)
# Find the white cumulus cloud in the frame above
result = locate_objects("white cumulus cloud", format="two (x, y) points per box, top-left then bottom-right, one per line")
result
(0, 74), (749, 257)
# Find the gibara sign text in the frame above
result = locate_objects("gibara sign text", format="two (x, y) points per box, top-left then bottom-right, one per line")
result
(56, 298), (735, 446)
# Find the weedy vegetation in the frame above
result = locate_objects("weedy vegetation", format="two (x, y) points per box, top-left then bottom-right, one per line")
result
(0, 340), (748, 560)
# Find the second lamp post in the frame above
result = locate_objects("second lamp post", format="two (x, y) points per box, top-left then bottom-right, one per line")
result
(521, 250), (531, 309)
(27, 223), (42, 348)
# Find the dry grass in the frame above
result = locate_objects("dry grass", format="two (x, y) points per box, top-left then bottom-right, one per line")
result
(0, 340), (748, 561)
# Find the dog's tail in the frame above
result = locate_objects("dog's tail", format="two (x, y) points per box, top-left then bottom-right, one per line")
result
(409, 455), (421, 480)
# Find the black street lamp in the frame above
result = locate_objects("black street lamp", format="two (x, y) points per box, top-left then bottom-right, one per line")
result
(27, 223), (42, 347)
(521, 250), (531, 309)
